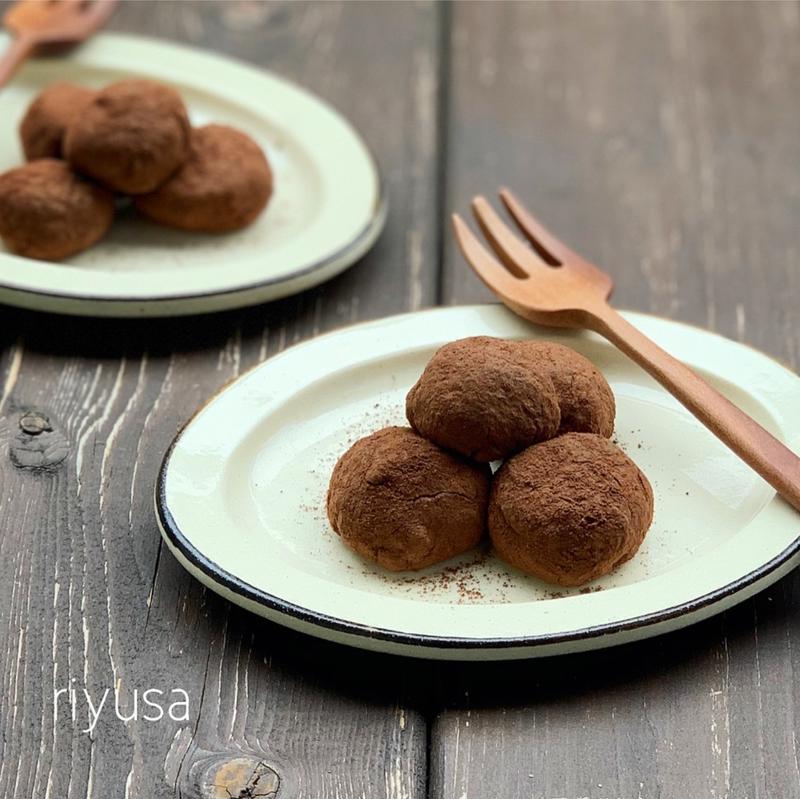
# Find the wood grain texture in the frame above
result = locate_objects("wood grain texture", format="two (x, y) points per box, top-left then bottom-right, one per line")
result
(434, 2), (800, 798)
(0, 2), (439, 797)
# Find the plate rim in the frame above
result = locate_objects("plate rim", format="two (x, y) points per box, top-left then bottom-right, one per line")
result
(0, 31), (386, 310)
(0, 195), (386, 305)
(154, 304), (800, 653)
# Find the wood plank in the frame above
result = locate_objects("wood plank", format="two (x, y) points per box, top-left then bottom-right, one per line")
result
(434, 2), (800, 797)
(0, 2), (440, 797)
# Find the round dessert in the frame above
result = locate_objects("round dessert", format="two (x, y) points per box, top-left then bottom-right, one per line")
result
(64, 79), (191, 194)
(0, 159), (114, 260)
(134, 124), (273, 232)
(522, 341), (615, 437)
(327, 426), (491, 571)
(406, 336), (561, 462)
(19, 81), (95, 161)
(489, 433), (653, 586)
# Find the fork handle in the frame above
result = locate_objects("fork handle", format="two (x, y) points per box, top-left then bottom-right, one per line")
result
(0, 34), (36, 88)
(589, 304), (800, 512)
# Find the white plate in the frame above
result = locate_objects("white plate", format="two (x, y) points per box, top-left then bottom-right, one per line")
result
(155, 305), (800, 660)
(0, 33), (385, 317)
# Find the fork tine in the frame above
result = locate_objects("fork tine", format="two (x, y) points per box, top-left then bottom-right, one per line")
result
(470, 196), (542, 278)
(499, 188), (579, 266)
(452, 213), (523, 296)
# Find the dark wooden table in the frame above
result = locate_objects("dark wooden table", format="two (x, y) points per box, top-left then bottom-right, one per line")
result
(1, 1), (799, 796)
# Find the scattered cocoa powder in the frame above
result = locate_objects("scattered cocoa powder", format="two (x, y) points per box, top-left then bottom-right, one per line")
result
(385, 547), (491, 600)
(327, 426), (490, 571)
(489, 433), (654, 586)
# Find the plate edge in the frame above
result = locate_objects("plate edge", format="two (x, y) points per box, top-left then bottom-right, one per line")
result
(0, 32), (387, 312)
(154, 331), (800, 654)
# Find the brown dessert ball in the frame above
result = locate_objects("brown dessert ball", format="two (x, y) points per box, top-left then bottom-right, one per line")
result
(133, 124), (273, 232)
(489, 433), (653, 586)
(327, 426), (490, 571)
(522, 342), (615, 437)
(406, 336), (561, 462)
(0, 159), (114, 260)
(19, 82), (95, 161)
(64, 79), (191, 194)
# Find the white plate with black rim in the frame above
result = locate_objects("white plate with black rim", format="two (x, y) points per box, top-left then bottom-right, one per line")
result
(0, 33), (385, 317)
(155, 304), (800, 660)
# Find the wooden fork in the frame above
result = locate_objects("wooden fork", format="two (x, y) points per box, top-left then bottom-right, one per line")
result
(0, 0), (116, 88)
(453, 189), (800, 513)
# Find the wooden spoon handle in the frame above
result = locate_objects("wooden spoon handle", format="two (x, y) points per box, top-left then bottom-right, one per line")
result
(0, 34), (36, 88)
(589, 304), (800, 512)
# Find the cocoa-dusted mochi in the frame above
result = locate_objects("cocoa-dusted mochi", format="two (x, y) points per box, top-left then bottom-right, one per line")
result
(406, 336), (561, 462)
(489, 433), (653, 586)
(0, 159), (114, 261)
(327, 426), (490, 571)
(134, 124), (272, 232)
(64, 79), (190, 194)
(19, 82), (96, 161)
(521, 341), (615, 437)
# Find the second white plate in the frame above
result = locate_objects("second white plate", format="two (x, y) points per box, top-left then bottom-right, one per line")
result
(0, 33), (385, 316)
(156, 305), (800, 659)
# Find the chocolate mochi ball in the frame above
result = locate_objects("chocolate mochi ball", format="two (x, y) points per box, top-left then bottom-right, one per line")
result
(327, 426), (490, 571)
(0, 159), (114, 260)
(19, 82), (95, 161)
(489, 433), (653, 586)
(522, 342), (615, 437)
(406, 336), (561, 462)
(64, 79), (191, 194)
(134, 124), (272, 232)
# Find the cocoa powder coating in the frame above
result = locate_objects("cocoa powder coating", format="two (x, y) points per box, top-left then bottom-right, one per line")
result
(134, 124), (273, 232)
(64, 79), (191, 194)
(327, 426), (491, 571)
(19, 82), (95, 161)
(489, 433), (653, 586)
(0, 159), (114, 260)
(522, 341), (615, 437)
(406, 336), (561, 462)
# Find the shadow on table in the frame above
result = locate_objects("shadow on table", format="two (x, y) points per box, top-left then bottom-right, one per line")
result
(427, 571), (800, 709)
(0, 296), (307, 360)
(180, 564), (799, 714)
(0, 227), (391, 361)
